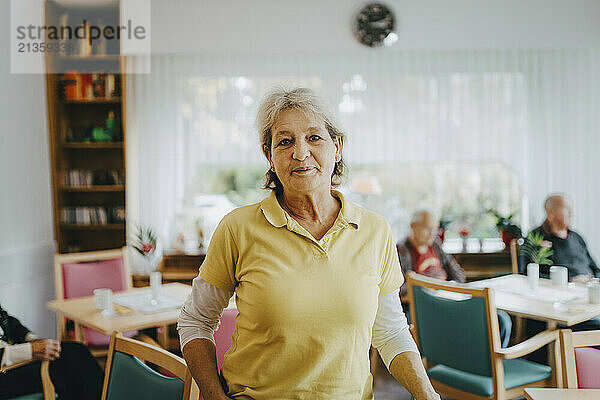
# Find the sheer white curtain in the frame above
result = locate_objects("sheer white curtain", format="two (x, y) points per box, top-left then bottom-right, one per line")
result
(125, 48), (600, 258)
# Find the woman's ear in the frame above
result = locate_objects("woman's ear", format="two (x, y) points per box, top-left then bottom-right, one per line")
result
(264, 146), (275, 171)
(334, 137), (342, 162)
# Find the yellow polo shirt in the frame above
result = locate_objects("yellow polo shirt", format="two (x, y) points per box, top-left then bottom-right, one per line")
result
(199, 190), (403, 399)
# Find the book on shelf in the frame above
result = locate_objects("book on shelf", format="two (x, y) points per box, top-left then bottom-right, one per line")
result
(61, 72), (120, 101)
(60, 206), (125, 225)
(62, 169), (124, 187)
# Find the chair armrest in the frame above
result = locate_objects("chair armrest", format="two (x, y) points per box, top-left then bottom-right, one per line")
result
(0, 358), (37, 373)
(495, 329), (559, 359)
(1, 360), (56, 399)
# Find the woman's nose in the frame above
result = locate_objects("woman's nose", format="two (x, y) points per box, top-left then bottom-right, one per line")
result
(292, 141), (310, 160)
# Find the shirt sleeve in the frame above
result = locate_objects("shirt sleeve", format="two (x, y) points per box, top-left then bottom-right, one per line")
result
(372, 289), (420, 369)
(177, 277), (233, 351)
(0, 343), (33, 368)
(198, 216), (239, 292)
(379, 221), (404, 295)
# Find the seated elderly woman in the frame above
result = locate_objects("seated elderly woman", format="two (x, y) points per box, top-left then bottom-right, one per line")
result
(178, 87), (440, 400)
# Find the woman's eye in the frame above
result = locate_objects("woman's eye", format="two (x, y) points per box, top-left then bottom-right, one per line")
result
(277, 138), (292, 146)
(309, 135), (322, 141)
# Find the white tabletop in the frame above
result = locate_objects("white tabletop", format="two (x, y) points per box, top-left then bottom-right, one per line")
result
(469, 274), (600, 326)
(524, 388), (600, 400)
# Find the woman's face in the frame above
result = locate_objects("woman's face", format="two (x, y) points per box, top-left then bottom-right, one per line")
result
(268, 108), (341, 197)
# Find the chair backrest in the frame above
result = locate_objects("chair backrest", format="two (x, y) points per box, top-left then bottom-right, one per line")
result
(560, 329), (600, 389)
(54, 247), (131, 343)
(102, 333), (199, 400)
(54, 247), (131, 300)
(407, 273), (502, 378)
(214, 308), (238, 370)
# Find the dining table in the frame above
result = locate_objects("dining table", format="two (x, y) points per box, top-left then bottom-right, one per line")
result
(47, 283), (193, 348)
(469, 274), (600, 329)
(468, 273), (600, 388)
(524, 388), (600, 399)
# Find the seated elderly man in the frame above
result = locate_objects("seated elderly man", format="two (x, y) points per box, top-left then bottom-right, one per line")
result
(524, 194), (600, 334)
(397, 209), (512, 347)
(524, 193), (599, 280)
(0, 304), (103, 400)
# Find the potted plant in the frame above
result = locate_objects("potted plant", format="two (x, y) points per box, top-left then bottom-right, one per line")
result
(520, 231), (554, 266)
(489, 209), (523, 247)
(438, 217), (451, 243)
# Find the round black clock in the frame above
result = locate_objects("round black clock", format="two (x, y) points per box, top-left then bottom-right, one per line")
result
(354, 3), (397, 48)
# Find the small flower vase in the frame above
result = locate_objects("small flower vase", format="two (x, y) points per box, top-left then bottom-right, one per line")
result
(459, 227), (470, 253)
(142, 246), (162, 274)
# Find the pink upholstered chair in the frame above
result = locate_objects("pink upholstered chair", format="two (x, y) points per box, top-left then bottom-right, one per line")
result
(54, 248), (137, 354)
(560, 329), (600, 389)
(197, 308), (238, 400)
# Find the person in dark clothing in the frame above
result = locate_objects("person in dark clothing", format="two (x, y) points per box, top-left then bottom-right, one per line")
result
(522, 194), (599, 280)
(0, 304), (104, 400)
(397, 209), (513, 347)
(524, 194), (600, 364)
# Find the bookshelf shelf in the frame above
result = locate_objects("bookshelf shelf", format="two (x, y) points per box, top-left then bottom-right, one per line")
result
(62, 98), (122, 104)
(61, 185), (125, 192)
(60, 224), (126, 230)
(59, 55), (120, 61)
(62, 142), (123, 149)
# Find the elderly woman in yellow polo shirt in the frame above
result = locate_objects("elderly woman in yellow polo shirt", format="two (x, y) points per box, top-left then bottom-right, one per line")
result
(178, 87), (440, 400)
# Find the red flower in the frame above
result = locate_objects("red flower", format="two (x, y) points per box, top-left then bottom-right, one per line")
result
(142, 243), (155, 253)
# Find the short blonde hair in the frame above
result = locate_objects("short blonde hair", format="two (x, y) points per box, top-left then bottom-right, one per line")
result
(256, 86), (346, 194)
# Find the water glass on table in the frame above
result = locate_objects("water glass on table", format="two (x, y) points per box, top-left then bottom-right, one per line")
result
(550, 266), (568, 287)
(527, 263), (539, 290)
(94, 288), (114, 316)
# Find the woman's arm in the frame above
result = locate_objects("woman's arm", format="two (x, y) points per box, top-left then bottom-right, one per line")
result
(177, 277), (233, 400)
(389, 352), (440, 400)
(182, 339), (230, 400)
(372, 290), (440, 400)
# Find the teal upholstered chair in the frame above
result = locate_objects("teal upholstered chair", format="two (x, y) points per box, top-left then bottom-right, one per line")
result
(407, 272), (559, 400)
(0, 359), (56, 400)
(101, 333), (199, 400)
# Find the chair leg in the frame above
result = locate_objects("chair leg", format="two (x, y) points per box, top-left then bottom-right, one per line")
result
(513, 316), (524, 345)
(41, 360), (56, 400)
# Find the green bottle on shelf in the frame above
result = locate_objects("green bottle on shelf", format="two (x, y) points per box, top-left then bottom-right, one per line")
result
(105, 110), (121, 141)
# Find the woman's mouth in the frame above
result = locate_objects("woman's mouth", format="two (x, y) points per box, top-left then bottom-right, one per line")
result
(292, 167), (316, 175)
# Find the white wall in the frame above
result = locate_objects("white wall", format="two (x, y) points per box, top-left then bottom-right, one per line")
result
(148, 0), (600, 54)
(1, 0), (56, 338)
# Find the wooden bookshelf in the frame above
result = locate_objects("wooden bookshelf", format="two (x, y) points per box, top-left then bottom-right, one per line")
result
(60, 224), (126, 230)
(60, 185), (125, 192)
(45, 0), (127, 253)
(62, 98), (122, 104)
(62, 142), (124, 149)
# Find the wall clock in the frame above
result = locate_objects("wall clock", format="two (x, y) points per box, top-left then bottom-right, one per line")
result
(354, 3), (397, 48)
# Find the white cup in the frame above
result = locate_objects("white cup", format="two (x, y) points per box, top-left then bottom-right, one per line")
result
(93, 288), (113, 316)
(589, 280), (600, 304)
(550, 266), (569, 286)
(150, 271), (162, 300)
(527, 263), (539, 290)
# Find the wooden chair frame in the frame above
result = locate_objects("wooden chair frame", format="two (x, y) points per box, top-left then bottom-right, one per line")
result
(407, 272), (559, 400)
(559, 329), (600, 388)
(0, 359), (56, 399)
(53, 247), (167, 353)
(509, 238), (526, 344)
(54, 247), (132, 343)
(101, 333), (199, 400)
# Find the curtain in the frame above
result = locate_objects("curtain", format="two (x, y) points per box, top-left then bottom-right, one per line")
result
(125, 48), (600, 259)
